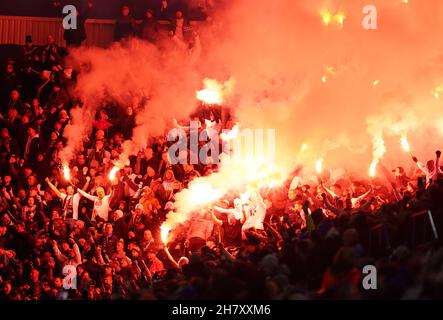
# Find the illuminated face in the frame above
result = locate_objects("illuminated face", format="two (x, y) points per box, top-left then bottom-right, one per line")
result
(96, 187), (105, 199)
(165, 170), (173, 180)
(122, 6), (130, 16)
(47, 35), (54, 44)
(11, 90), (19, 100)
(147, 167), (155, 177)
(54, 278), (63, 288)
(105, 224), (113, 235)
(66, 185), (74, 195)
(427, 160), (435, 172)
(1, 128), (8, 138)
(117, 241), (124, 251)
(27, 197), (35, 206)
(144, 230), (152, 241)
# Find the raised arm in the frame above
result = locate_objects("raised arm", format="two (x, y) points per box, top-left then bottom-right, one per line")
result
(77, 188), (96, 201)
(352, 185), (373, 206)
(321, 193), (341, 216)
(45, 177), (62, 198)
(213, 206), (236, 215)
(412, 155), (429, 175)
(321, 181), (340, 199)
(81, 176), (91, 191)
(210, 209), (223, 226)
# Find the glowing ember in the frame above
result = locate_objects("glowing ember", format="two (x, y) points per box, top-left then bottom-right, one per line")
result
(109, 166), (119, 181)
(160, 224), (171, 244)
(400, 136), (410, 152)
(63, 166), (71, 181)
(316, 158), (324, 174)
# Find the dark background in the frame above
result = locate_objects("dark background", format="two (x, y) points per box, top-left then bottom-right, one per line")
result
(0, 0), (178, 19)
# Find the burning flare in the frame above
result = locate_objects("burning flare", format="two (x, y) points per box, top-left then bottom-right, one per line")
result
(196, 78), (234, 105)
(320, 9), (345, 27)
(109, 166), (119, 181)
(316, 158), (324, 174)
(400, 136), (410, 152)
(63, 165), (71, 181)
(369, 161), (378, 178)
(160, 224), (171, 244)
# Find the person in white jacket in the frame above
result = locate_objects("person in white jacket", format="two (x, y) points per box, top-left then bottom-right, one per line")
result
(412, 150), (442, 187)
(77, 186), (113, 222)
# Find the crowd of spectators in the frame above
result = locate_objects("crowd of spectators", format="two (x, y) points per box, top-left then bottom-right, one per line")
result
(1, 4), (443, 301)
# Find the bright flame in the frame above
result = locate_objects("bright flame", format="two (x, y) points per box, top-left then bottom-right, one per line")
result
(109, 166), (119, 181)
(300, 143), (308, 152)
(400, 136), (410, 152)
(160, 224), (171, 244)
(369, 161), (378, 177)
(316, 158), (324, 174)
(321, 10), (345, 27)
(333, 12), (345, 25)
(321, 10), (333, 26)
(372, 80), (380, 87)
(196, 78), (234, 105)
(63, 166), (71, 181)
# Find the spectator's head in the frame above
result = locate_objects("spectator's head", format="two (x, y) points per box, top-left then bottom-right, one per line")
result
(146, 9), (154, 19)
(95, 130), (105, 141)
(146, 166), (155, 178)
(176, 11), (183, 19)
(27, 175), (37, 187)
(95, 140), (104, 151)
(144, 147), (153, 159)
(426, 160), (435, 172)
(164, 169), (175, 181)
(96, 187), (105, 199)
(27, 125), (37, 137)
(135, 203), (144, 215)
(10, 90), (19, 101)
(76, 153), (86, 166)
(143, 229), (153, 241)
(25, 35), (33, 46)
(113, 210), (124, 221)
(104, 223), (113, 236)
(66, 185), (75, 196)
(1, 127), (9, 138)
(121, 5), (130, 17)
(6, 64), (14, 75)
(47, 35), (55, 45)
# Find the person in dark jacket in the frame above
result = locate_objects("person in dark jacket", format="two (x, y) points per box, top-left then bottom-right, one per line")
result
(63, 1), (93, 48)
(114, 5), (136, 42)
(140, 9), (159, 43)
